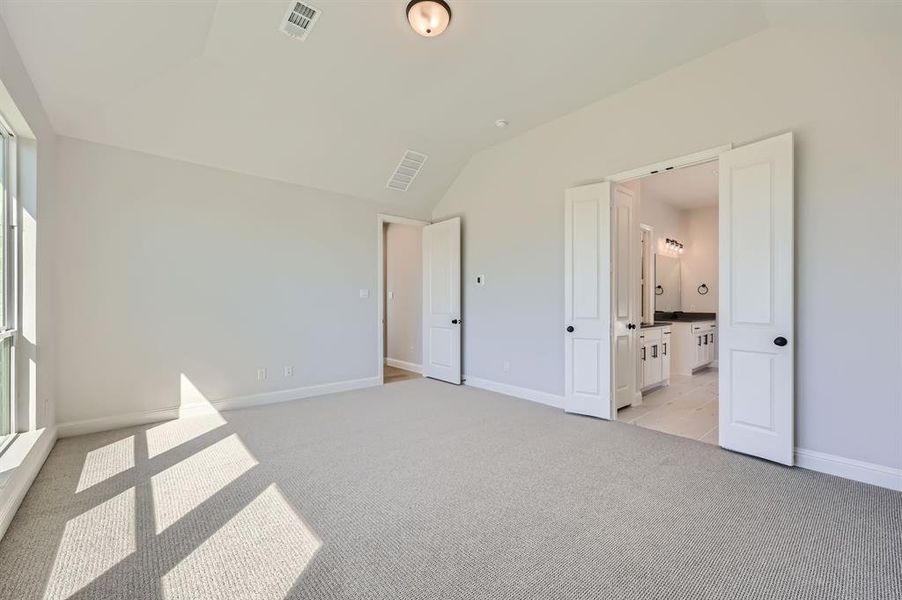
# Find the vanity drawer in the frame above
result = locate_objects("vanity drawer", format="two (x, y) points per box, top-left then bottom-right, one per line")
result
(639, 328), (663, 342)
(691, 322), (716, 333)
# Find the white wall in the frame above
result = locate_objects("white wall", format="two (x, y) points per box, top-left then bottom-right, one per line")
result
(0, 16), (56, 430)
(54, 137), (427, 426)
(634, 182), (689, 313)
(681, 207), (718, 313)
(384, 223), (422, 367)
(634, 181), (688, 260)
(432, 26), (902, 471)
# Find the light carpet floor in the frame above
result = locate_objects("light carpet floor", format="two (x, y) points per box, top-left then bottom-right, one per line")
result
(0, 378), (900, 599)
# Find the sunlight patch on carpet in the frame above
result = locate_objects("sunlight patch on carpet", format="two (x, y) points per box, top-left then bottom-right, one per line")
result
(76, 436), (135, 493)
(161, 484), (320, 600)
(145, 413), (227, 459)
(44, 488), (136, 600)
(150, 433), (257, 533)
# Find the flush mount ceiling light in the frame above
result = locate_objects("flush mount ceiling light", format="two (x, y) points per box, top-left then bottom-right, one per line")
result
(406, 0), (451, 37)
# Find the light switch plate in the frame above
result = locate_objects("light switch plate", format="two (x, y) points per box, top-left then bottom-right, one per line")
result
(359, 289), (369, 298)
(388, 291), (394, 300)
(476, 275), (485, 285)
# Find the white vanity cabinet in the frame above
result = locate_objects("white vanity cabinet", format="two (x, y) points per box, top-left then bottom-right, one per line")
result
(671, 321), (717, 375)
(638, 325), (671, 391)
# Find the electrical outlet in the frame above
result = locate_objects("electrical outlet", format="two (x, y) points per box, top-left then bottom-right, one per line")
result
(359, 288), (370, 299)
(503, 361), (511, 373)
(283, 366), (294, 377)
(256, 368), (267, 381)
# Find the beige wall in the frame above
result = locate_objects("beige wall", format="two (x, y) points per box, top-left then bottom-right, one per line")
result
(54, 137), (427, 426)
(681, 207), (718, 313)
(384, 223), (422, 367)
(433, 26), (902, 471)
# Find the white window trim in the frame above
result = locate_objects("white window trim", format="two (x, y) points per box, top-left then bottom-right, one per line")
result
(0, 114), (17, 455)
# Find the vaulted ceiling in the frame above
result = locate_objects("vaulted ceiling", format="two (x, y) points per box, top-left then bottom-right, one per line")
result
(0, 1), (777, 214)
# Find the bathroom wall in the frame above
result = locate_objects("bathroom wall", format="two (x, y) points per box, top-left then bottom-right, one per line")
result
(681, 207), (718, 313)
(634, 181), (689, 260)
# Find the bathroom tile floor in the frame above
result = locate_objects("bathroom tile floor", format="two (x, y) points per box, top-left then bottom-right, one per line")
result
(618, 367), (719, 444)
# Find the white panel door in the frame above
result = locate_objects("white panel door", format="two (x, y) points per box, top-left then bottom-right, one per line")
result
(718, 133), (794, 465)
(422, 217), (461, 384)
(611, 184), (639, 409)
(564, 183), (612, 418)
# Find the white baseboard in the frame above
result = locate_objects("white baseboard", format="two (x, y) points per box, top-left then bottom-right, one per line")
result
(58, 376), (382, 438)
(384, 358), (422, 374)
(58, 406), (181, 438)
(0, 427), (57, 540)
(795, 448), (902, 492)
(464, 375), (564, 409)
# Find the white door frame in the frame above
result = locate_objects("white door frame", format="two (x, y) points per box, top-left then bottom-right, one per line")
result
(639, 224), (655, 327)
(604, 144), (731, 419)
(376, 213), (429, 384)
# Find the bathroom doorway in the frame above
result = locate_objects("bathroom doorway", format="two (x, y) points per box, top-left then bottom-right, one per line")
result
(617, 161), (720, 444)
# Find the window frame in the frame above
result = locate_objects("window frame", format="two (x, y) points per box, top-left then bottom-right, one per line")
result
(0, 113), (17, 453)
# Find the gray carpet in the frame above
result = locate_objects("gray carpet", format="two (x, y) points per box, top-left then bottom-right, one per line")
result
(0, 378), (899, 599)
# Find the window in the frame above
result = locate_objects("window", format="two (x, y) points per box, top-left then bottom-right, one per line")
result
(0, 116), (15, 450)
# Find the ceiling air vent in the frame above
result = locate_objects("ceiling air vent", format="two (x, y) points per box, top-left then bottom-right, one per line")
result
(280, 2), (321, 41)
(387, 150), (428, 192)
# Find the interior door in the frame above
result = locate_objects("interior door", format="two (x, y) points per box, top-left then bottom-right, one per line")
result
(422, 217), (461, 384)
(611, 184), (640, 409)
(718, 132), (794, 465)
(564, 183), (612, 418)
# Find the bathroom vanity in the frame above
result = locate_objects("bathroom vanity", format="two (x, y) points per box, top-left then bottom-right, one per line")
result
(670, 320), (717, 375)
(638, 323), (671, 391)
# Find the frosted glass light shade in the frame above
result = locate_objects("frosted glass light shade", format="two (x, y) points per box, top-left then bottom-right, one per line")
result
(406, 0), (451, 37)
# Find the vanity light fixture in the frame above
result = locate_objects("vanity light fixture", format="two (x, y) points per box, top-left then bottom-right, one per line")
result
(406, 0), (452, 37)
(665, 238), (685, 254)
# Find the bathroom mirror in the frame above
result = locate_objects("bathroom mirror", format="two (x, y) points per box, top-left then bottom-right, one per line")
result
(655, 255), (681, 312)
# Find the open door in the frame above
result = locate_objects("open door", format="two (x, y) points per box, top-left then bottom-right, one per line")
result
(718, 132), (794, 465)
(564, 183), (613, 418)
(611, 184), (640, 410)
(422, 217), (461, 384)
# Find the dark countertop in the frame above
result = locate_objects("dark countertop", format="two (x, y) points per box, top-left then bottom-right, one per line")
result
(654, 312), (716, 323)
(640, 322), (671, 329)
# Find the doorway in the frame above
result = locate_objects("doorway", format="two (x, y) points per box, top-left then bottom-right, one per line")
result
(617, 161), (720, 444)
(563, 134), (795, 465)
(376, 214), (462, 386)
(377, 214), (427, 384)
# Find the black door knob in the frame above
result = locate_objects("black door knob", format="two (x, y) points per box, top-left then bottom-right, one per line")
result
(451, 319), (459, 325)
(627, 323), (636, 330)
(566, 326), (574, 333)
(774, 336), (788, 347)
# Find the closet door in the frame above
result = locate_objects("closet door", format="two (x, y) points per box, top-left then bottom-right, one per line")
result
(718, 133), (795, 465)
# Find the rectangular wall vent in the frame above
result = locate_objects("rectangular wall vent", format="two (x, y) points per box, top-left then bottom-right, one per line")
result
(280, 2), (321, 41)
(387, 150), (428, 192)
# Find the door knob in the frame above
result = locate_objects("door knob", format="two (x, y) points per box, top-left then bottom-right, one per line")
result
(774, 336), (788, 347)
(566, 326), (574, 333)
(627, 323), (636, 330)
(451, 319), (459, 325)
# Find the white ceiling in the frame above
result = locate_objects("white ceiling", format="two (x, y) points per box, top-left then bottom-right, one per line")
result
(0, 1), (774, 213)
(639, 162), (719, 210)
